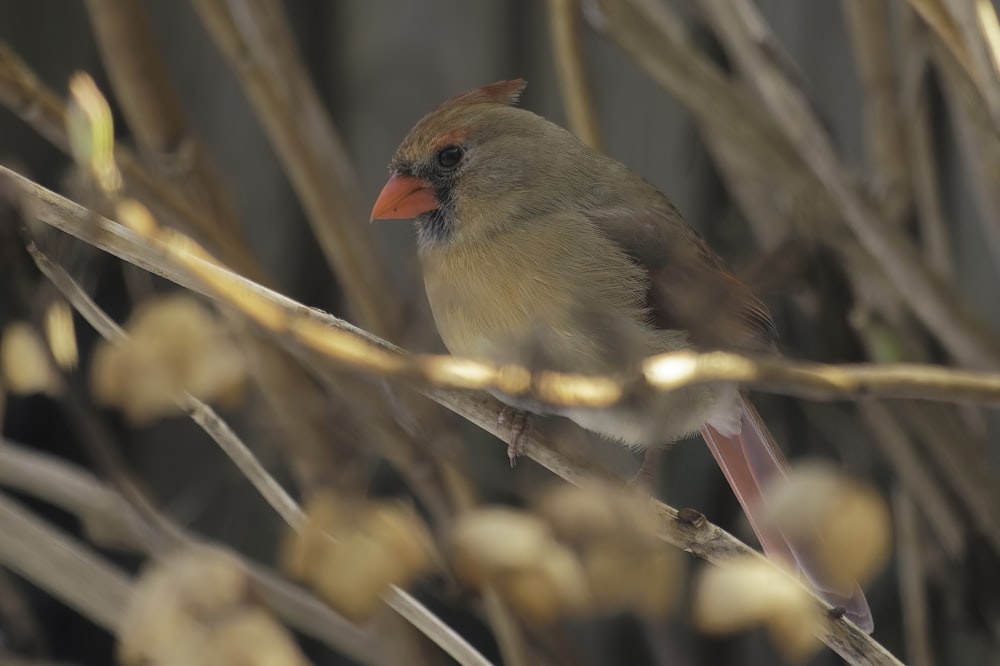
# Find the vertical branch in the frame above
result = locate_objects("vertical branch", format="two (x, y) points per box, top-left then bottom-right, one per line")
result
(940, 0), (1000, 132)
(83, 0), (244, 246)
(190, 0), (400, 337)
(857, 402), (964, 560)
(900, 9), (955, 277)
(842, 0), (911, 227)
(547, 0), (603, 150)
(893, 488), (935, 666)
(930, 38), (1000, 270)
(903, 0), (975, 76)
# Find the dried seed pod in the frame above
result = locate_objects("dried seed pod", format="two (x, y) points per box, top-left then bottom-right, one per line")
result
(449, 508), (552, 586)
(90, 294), (245, 422)
(1, 322), (58, 396)
(761, 462), (891, 590)
(693, 558), (821, 661)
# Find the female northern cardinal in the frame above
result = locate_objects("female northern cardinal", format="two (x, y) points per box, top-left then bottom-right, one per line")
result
(371, 80), (873, 632)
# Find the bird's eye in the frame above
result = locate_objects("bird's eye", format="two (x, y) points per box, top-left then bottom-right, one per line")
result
(436, 145), (463, 170)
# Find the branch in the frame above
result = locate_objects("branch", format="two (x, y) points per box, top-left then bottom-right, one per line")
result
(0, 490), (132, 633)
(900, 8), (955, 276)
(547, 0), (604, 149)
(930, 32), (1000, 271)
(893, 488), (935, 666)
(842, 0), (911, 227)
(904, 0), (977, 77)
(939, 0), (1000, 133)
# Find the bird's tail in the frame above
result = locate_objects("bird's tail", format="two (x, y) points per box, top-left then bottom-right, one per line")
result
(700, 394), (874, 633)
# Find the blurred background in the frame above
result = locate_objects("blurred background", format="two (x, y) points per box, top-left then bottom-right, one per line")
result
(1, 1), (999, 665)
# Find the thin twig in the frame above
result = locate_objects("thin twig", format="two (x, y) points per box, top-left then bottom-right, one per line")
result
(842, 0), (911, 227)
(0, 491), (132, 633)
(547, 0), (603, 149)
(893, 488), (935, 666)
(385, 588), (496, 666)
(895, 400), (1000, 555)
(699, 0), (1000, 370)
(930, 36), (1000, 270)
(900, 9), (955, 277)
(857, 402), (964, 559)
(940, 0), (1000, 132)
(904, 0), (977, 77)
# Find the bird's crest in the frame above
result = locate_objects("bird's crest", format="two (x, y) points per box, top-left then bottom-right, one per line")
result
(439, 79), (526, 109)
(397, 80), (527, 160)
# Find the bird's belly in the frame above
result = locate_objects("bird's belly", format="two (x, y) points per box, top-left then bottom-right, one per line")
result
(559, 381), (742, 448)
(425, 270), (594, 367)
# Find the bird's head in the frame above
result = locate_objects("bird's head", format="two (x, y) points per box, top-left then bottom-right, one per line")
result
(370, 79), (595, 250)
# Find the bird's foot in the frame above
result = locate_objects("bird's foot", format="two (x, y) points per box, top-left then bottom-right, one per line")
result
(497, 406), (529, 467)
(626, 448), (662, 495)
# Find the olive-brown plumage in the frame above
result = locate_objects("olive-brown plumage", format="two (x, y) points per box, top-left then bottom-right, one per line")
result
(372, 80), (872, 631)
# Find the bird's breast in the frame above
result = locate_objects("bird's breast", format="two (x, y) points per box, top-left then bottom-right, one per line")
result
(419, 219), (657, 373)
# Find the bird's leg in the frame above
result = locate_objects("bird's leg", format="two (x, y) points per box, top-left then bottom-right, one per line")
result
(627, 447), (663, 494)
(497, 406), (530, 467)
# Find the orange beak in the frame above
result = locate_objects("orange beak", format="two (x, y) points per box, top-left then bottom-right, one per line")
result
(370, 173), (439, 221)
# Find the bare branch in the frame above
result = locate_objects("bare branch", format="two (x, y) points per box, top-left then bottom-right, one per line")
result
(939, 0), (1000, 132)
(547, 0), (604, 150)
(842, 0), (911, 227)
(857, 402), (964, 558)
(190, 0), (400, 336)
(900, 9), (955, 276)
(904, 0), (977, 76)
(0, 491), (132, 633)
(893, 488), (935, 666)
(930, 35), (1000, 270)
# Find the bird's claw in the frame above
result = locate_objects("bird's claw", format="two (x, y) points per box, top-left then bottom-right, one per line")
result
(498, 407), (529, 467)
(626, 448), (662, 495)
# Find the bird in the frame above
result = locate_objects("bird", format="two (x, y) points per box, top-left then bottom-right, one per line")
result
(370, 79), (873, 632)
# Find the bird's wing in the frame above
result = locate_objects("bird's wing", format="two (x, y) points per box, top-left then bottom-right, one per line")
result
(585, 191), (777, 353)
